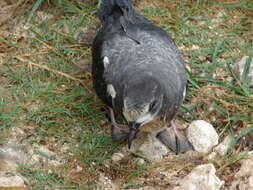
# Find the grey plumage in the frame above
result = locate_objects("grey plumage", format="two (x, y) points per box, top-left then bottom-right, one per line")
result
(92, 0), (190, 152)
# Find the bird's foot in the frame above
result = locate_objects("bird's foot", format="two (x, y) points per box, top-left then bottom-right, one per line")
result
(111, 123), (129, 142)
(109, 108), (129, 142)
(156, 121), (193, 154)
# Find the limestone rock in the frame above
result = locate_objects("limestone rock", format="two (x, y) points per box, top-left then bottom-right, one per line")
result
(0, 175), (25, 187)
(173, 164), (224, 190)
(111, 152), (125, 162)
(133, 158), (145, 166)
(186, 120), (219, 154)
(0, 144), (29, 164)
(0, 159), (18, 172)
(229, 155), (253, 190)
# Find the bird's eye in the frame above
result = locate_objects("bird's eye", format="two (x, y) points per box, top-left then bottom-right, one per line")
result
(149, 101), (157, 110)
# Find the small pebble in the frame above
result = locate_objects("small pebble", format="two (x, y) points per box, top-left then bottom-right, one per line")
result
(134, 158), (145, 166)
(111, 152), (124, 162)
(76, 165), (83, 172)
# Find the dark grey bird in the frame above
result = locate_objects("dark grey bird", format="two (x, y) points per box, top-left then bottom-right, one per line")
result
(92, 0), (192, 153)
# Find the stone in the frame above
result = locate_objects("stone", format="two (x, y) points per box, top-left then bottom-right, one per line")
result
(111, 152), (124, 162)
(134, 158), (145, 166)
(0, 144), (29, 164)
(214, 136), (232, 156)
(186, 120), (219, 154)
(131, 131), (170, 161)
(76, 165), (83, 172)
(229, 155), (253, 190)
(173, 164), (224, 190)
(7, 127), (26, 143)
(0, 159), (18, 172)
(0, 175), (25, 187)
(249, 176), (253, 188)
(233, 56), (253, 86)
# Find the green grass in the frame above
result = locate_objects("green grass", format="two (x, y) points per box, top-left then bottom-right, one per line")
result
(0, 0), (253, 189)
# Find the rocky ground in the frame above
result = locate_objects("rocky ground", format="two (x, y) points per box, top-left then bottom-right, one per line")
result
(0, 119), (253, 189)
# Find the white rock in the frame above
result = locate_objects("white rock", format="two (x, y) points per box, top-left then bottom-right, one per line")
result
(0, 144), (29, 164)
(134, 158), (145, 166)
(214, 136), (232, 156)
(186, 120), (219, 154)
(249, 176), (253, 188)
(0, 159), (18, 172)
(111, 152), (124, 162)
(76, 165), (83, 172)
(173, 164), (224, 190)
(230, 155), (253, 190)
(235, 155), (253, 177)
(0, 175), (25, 187)
(233, 56), (253, 86)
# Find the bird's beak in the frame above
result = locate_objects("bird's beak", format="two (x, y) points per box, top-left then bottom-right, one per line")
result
(128, 122), (141, 149)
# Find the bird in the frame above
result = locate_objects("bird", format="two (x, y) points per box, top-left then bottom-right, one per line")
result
(92, 0), (192, 153)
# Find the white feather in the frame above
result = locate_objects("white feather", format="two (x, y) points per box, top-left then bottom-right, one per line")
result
(103, 56), (110, 69)
(107, 84), (116, 98)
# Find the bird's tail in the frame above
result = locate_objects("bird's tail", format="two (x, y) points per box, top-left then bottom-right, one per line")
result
(98, 0), (133, 22)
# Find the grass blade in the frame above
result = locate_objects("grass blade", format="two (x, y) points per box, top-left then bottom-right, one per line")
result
(209, 41), (224, 78)
(242, 56), (252, 91)
(27, 0), (44, 22)
(186, 70), (201, 89)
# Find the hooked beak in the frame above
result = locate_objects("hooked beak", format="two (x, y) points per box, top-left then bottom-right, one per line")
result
(128, 122), (141, 149)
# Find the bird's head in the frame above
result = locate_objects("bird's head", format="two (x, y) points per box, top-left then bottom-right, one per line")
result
(123, 77), (163, 148)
